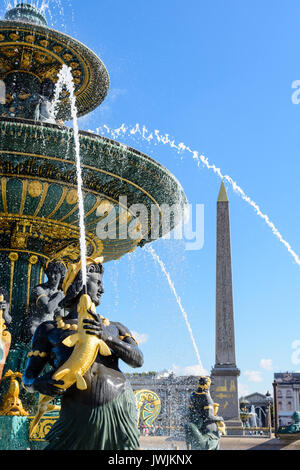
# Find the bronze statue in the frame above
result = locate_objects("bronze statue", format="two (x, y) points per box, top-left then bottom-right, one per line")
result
(23, 257), (144, 450)
(34, 79), (57, 124)
(278, 412), (300, 436)
(185, 376), (226, 450)
(23, 260), (66, 343)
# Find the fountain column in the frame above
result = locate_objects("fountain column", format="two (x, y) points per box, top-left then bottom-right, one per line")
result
(211, 182), (243, 434)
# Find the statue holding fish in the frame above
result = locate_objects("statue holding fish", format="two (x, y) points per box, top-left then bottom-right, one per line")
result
(23, 257), (144, 450)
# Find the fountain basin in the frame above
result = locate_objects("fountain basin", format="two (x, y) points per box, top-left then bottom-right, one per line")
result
(0, 117), (187, 341)
(0, 8), (110, 120)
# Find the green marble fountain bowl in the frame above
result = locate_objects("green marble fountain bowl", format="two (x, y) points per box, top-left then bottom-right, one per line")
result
(0, 117), (187, 265)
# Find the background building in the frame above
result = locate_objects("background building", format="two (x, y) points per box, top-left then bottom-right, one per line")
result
(128, 373), (199, 436)
(274, 373), (300, 426)
(243, 393), (271, 428)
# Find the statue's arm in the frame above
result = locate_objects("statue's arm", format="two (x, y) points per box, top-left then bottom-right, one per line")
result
(83, 317), (144, 369)
(33, 287), (64, 316)
(22, 323), (64, 396)
(107, 322), (144, 369)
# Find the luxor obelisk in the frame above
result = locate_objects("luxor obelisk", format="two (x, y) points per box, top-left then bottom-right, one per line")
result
(211, 182), (242, 433)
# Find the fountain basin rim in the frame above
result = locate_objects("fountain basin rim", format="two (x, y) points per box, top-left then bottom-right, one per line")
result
(0, 116), (188, 205)
(0, 19), (110, 120)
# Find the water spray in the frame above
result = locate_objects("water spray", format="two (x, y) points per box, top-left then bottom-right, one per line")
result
(146, 245), (204, 371)
(53, 65), (87, 289)
(97, 123), (300, 267)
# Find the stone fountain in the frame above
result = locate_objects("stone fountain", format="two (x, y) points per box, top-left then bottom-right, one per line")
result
(0, 3), (187, 449)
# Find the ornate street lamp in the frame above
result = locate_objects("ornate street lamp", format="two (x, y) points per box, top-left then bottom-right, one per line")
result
(265, 391), (272, 438)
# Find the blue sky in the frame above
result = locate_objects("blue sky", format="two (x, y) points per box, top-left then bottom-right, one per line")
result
(3, 0), (300, 397)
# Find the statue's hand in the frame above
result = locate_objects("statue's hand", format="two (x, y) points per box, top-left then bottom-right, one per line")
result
(83, 311), (109, 342)
(33, 372), (65, 397)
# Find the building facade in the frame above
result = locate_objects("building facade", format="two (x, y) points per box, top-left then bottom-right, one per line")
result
(128, 373), (199, 435)
(274, 373), (300, 426)
(243, 393), (271, 428)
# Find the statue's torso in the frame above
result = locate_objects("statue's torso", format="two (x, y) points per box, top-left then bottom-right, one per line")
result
(47, 320), (127, 406)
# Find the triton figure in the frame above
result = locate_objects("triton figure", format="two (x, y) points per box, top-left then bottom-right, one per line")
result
(185, 376), (226, 450)
(23, 258), (143, 450)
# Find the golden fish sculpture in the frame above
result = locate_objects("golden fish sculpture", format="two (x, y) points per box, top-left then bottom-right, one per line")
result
(29, 294), (111, 437)
(0, 371), (28, 416)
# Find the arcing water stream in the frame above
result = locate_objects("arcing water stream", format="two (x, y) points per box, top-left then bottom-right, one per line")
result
(146, 245), (205, 372)
(51, 68), (204, 367)
(51, 73), (299, 371)
(53, 65), (87, 286)
(96, 123), (300, 267)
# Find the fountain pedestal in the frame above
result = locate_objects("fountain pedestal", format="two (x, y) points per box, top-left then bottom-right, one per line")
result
(0, 416), (29, 450)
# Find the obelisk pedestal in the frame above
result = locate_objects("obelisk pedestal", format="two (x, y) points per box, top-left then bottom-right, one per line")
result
(211, 182), (243, 435)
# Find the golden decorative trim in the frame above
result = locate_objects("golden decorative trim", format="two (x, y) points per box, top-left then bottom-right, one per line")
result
(39, 265), (44, 284)
(36, 293), (47, 308)
(101, 316), (110, 327)
(0, 169), (156, 241)
(1, 177), (7, 214)
(66, 189), (79, 205)
(119, 334), (138, 345)
(56, 316), (78, 331)
(28, 180), (43, 198)
(0, 35), (87, 93)
(28, 416), (58, 441)
(0, 248), (49, 259)
(27, 255), (39, 313)
(8, 252), (18, 307)
(0, 150), (162, 217)
(27, 351), (47, 358)
(19, 179), (29, 216)
(58, 203), (79, 222)
(84, 197), (101, 219)
(33, 182), (49, 217)
(46, 186), (68, 219)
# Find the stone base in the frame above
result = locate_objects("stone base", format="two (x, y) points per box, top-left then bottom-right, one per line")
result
(224, 419), (244, 436)
(210, 367), (241, 429)
(0, 416), (29, 450)
(0, 416), (48, 450)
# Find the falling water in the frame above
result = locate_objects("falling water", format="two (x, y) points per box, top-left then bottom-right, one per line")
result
(3, 0), (69, 30)
(146, 245), (204, 371)
(53, 65), (87, 286)
(4, 0), (47, 13)
(96, 123), (300, 267)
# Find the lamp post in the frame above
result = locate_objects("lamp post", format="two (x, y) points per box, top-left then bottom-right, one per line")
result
(272, 381), (279, 434)
(266, 391), (272, 438)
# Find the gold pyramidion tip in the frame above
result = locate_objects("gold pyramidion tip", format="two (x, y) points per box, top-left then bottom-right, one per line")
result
(217, 181), (229, 202)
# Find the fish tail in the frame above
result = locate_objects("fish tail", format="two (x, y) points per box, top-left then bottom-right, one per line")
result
(76, 372), (87, 390)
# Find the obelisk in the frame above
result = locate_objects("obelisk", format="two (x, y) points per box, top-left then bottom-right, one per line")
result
(211, 182), (242, 434)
